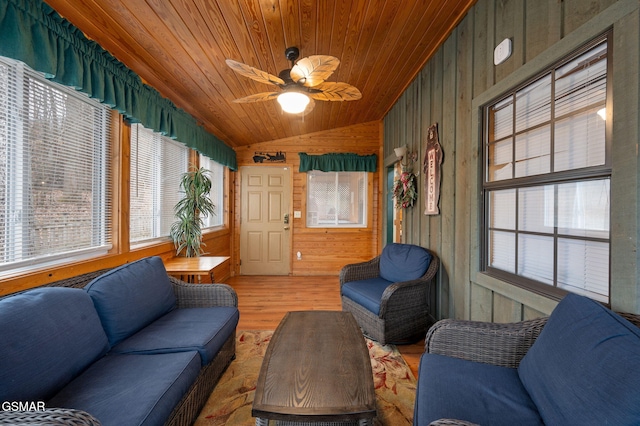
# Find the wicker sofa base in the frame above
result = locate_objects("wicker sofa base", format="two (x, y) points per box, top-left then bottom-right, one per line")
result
(166, 331), (236, 426)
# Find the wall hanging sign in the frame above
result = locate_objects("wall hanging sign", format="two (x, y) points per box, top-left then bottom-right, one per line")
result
(253, 151), (286, 163)
(423, 123), (443, 215)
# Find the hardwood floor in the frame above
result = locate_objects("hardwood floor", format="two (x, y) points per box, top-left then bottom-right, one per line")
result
(226, 275), (424, 377)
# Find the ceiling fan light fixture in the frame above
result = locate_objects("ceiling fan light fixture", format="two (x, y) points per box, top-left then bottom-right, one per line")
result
(277, 91), (310, 114)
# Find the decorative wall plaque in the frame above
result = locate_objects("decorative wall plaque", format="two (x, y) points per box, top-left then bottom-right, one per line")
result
(253, 151), (286, 163)
(423, 124), (443, 215)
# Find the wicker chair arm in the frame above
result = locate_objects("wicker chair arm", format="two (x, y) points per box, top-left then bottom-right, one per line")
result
(339, 256), (381, 287)
(425, 316), (548, 368)
(0, 408), (101, 425)
(169, 276), (238, 308)
(429, 420), (480, 426)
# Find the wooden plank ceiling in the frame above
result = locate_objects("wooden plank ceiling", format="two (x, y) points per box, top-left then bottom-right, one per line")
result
(43, 0), (477, 148)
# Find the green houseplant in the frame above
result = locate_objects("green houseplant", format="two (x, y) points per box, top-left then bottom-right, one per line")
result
(170, 166), (216, 257)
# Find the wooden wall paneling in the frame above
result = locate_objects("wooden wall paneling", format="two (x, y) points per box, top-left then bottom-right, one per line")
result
(492, 293), (523, 323)
(439, 34), (458, 321)
(563, 0), (618, 35)
(453, 13), (474, 320)
(419, 68), (433, 249)
(523, 305), (546, 321)
(469, 282), (493, 321)
(493, 0), (525, 83)
(525, 0), (563, 62)
(610, 6), (640, 313)
(428, 48), (444, 255)
(472, 0), (494, 97)
(234, 122), (381, 276)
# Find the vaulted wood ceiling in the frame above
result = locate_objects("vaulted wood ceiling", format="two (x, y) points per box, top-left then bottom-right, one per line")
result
(44, 0), (477, 148)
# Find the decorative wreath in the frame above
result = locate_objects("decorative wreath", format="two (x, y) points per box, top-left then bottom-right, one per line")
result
(393, 171), (418, 209)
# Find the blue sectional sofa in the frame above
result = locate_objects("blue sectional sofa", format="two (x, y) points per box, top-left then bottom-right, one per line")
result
(414, 293), (640, 426)
(0, 256), (239, 426)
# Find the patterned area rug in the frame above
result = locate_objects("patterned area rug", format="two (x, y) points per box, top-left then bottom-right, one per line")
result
(194, 330), (416, 425)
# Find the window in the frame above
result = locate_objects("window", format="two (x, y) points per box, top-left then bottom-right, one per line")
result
(482, 34), (610, 303)
(306, 171), (367, 227)
(199, 153), (224, 228)
(0, 57), (112, 272)
(130, 124), (189, 242)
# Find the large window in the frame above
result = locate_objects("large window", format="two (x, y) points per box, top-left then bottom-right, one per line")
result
(306, 171), (367, 227)
(199, 153), (224, 228)
(130, 124), (189, 242)
(0, 57), (112, 272)
(483, 34), (610, 302)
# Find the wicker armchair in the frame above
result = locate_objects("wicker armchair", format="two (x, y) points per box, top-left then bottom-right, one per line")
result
(340, 244), (439, 345)
(422, 310), (640, 426)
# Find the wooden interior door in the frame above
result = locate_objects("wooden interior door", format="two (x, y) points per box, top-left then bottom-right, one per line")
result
(240, 166), (291, 275)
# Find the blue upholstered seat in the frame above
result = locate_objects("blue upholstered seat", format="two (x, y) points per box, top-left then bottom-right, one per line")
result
(111, 306), (239, 365)
(49, 351), (201, 426)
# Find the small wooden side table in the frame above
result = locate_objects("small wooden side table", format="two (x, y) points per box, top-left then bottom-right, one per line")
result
(163, 256), (230, 283)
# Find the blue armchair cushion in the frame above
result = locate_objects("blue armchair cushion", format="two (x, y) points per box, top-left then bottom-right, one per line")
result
(415, 353), (543, 426)
(85, 256), (176, 346)
(518, 293), (640, 425)
(0, 287), (109, 401)
(379, 243), (431, 283)
(341, 277), (393, 316)
(49, 351), (201, 426)
(111, 306), (239, 365)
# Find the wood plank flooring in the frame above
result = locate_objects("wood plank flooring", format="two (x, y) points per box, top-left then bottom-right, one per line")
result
(226, 275), (424, 377)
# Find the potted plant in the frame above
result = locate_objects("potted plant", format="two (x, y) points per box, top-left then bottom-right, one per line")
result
(169, 165), (216, 257)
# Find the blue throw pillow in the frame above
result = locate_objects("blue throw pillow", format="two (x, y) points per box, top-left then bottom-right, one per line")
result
(0, 287), (109, 401)
(379, 243), (431, 283)
(518, 293), (640, 425)
(85, 256), (176, 346)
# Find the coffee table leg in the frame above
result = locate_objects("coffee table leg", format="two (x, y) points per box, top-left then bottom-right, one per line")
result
(255, 418), (269, 426)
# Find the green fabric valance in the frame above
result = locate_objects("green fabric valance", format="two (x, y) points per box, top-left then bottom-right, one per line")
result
(0, 0), (237, 170)
(298, 153), (377, 172)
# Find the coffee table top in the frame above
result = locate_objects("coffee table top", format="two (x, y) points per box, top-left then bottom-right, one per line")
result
(252, 311), (376, 423)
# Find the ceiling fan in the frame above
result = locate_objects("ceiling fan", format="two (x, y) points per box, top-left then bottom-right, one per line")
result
(226, 47), (361, 115)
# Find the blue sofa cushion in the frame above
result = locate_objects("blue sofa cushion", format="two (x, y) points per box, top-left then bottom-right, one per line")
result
(110, 306), (239, 365)
(415, 353), (543, 426)
(518, 293), (640, 425)
(48, 351), (201, 426)
(379, 243), (431, 283)
(0, 287), (109, 401)
(341, 277), (393, 316)
(85, 257), (176, 346)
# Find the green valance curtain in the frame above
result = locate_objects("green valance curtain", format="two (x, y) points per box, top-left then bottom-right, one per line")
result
(0, 0), (237, 170)
(298, 153), (377, 172)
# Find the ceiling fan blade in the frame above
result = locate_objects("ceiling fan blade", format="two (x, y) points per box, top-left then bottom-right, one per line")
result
(290, 55), (340, 87)
(232, 92), (280, 103)
(310, 82), (362, 101)
(226, 59), (285, 86)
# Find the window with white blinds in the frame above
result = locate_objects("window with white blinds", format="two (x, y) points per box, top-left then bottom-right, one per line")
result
(306, 171), (367, 227)
(0, 56), (112, 272)
(199, 153), (224, 228)
(130, 124), (189, 242)
(483, 34), (611, 303)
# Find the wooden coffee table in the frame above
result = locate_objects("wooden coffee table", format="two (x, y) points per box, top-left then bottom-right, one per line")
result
(252, 311), (376, 425)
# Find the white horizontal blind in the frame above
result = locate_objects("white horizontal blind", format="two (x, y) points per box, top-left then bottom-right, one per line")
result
(130, 124), (188, 242)
(306, 171), (367, 227)
(199, 154), (223, 228)
(484, 36), (610, 302)
(0, 57), (112, 271)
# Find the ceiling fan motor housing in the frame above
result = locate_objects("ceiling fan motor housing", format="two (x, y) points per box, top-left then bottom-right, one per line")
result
(285, 46), (299, 62)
